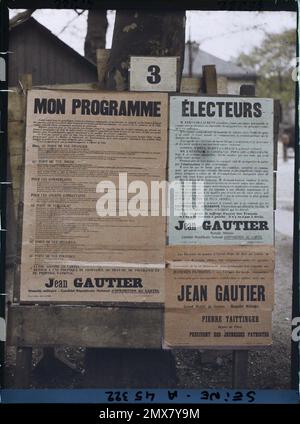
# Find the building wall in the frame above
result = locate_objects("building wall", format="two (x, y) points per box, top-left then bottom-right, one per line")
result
(180, 76), (255, 95)
(9, 22), (98, 86)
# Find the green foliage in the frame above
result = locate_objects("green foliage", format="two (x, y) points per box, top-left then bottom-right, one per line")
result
(235, 29), (296, 106)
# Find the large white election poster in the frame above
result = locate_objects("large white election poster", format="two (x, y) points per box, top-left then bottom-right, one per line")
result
(20, 90), (168, 303)
(168, 95), (274, 246)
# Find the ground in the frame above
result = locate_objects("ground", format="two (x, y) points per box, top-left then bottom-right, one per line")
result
(4, 143), (295, 389)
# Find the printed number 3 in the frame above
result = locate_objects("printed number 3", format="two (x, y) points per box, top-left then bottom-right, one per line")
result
(147, 65), (161, 84)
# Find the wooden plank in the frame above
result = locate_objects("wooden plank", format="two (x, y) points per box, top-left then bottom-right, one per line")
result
(19, 74), (32, 93)
(33, 83), (98, 90)
(8, 90), (25, 122)
(7, 89), (25, 306)
(273, 99), (280, 172)
(180, 77), (201, 93)
(84, 348), (176, 388)
(5, 152), (17, 305)
(176, 57), (181, 92)
(7, 305), (163, 349)
(274, 172), (277, 211)
(8, 90), (26, 215)
(8, 137), (23, 215)
(202, 65), (217, 95)
(13, 75), (32, 304)
(232, 350), (248, 388)
(15, 346), (32, 388)
(96, 49), (110, 87)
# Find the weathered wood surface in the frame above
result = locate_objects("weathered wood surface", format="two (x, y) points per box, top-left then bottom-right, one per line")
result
(273, 99), (280, 172)
(7, 305), (163, 348)
(84, 348), (176, 388)
(202, 65), (217, 95)
(180, 77), (201, 93)
(34, 82), (98, 90)
(8, 90), (26, 216)
(232, 350), (249, 388)
(11, 75), (32, 304)
(5, 157), (17, 305)
(96, 49), (110, 87)
(15, 346), (32, 388)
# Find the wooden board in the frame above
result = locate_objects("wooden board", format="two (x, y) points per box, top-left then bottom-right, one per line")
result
(8, 91), (26, 215)
(32, 83), (99, 90)
(7, 305), (163, 348)
(273, 99), (280, 172)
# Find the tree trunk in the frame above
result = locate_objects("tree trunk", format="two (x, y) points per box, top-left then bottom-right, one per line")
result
(84, 10), (108, 64)
(105, 10), (186, 90)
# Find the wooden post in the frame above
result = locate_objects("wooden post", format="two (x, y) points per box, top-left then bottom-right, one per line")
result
(19, 73), (32, 92)
(12, 75), (35, 389)
(96, 49), (110, 87)
(180, 77), (201, 93)
(13, 74), (32, 304)
(84, 348), (176, 388)
(202, 65), (217, 95)
(232, 350), (248, 388)
(273, 100), (281, 172)
(5, 151), (17, 303)
(15, 346), (32, 388)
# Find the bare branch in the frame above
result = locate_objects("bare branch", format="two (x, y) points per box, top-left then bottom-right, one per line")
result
(58, 10), (86, 35)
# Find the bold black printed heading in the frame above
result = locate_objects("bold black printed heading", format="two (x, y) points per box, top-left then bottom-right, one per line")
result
(45, 277), (143, 289)
(181, 100), (262, 118)
(33, 98), (162, 117)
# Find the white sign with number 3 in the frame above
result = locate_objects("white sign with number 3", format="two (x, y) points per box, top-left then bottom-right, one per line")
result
(130, 56), (178, 92)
